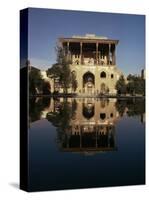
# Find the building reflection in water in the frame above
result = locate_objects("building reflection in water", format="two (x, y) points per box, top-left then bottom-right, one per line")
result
(29, 97), (145, 155)
(59, 98), (118, 154)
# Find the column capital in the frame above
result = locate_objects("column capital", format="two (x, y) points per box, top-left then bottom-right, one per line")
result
(112, 45), (116, 65)
(96, 42), (98, 65)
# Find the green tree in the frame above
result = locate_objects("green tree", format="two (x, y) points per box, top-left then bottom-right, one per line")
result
(71, 72), (78, 92)
(115, 75), (126, 95)
(47, 46), (77, 94)
(42, 81), (51, 94)
(46, 98), (77, 147)
(127, 74), (145, 95)
(28, 64), (43, 95)
(115, 100), (127, 117)
(29, 97), (51, 123)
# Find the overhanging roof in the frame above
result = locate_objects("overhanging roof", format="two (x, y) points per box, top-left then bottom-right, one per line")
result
(59, 34), (119, 44)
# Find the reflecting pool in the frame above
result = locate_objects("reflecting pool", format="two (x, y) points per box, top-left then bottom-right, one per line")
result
(28, 97), (145, 191)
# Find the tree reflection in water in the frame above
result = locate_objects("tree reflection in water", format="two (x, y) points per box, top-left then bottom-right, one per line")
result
(29, 97), (145, 154)
(115, 98), (145, 117)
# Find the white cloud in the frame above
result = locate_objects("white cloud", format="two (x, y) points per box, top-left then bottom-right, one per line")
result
(29, 57), (54, 69)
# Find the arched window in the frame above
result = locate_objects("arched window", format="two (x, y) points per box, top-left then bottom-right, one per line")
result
(100, 71), (106, 78)
(100, 83), (106, 94)
(83, 103), (95, 119)
(100, 113), (106, 120)
(83, 72), (95, 87)
(75, 60), (79, 65)
(110, 113), (113, 118)
(111, 74), (114, 78)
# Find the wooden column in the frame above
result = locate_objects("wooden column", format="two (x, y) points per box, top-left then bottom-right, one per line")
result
(80, 42), (83, 64)
(67, 42), (69, 60)
(112, 44), (116, 65)
(96, 42), (98, 65)
(108, 43), (111, 65)
(67, 42), (69, 53)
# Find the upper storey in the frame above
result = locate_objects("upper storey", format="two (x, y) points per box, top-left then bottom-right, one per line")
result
(59, 33), (119, 44)
(59, 34), (119, 66)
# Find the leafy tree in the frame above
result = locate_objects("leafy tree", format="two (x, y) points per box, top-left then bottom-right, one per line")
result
(47, 46), (77, 94)
(46, 99), (72, 132)
(115, 99), (145, 117)
(29, 97), (51, 123)
(115, 100), (127, 117)
(28, 60), (51, 95)
(115, 75), (126, 95)
(46, 98), (78, 148)
(127, 74), (145, 95)
(127, 81), (135, 95)
(126, 99), (145, 116)
(28, 64), (43, 95)
(71, 72), (78, 92)
(42, 81), (51, 95)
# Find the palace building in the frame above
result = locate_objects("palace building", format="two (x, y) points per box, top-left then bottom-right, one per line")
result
(59, 34), (123, 95)
(40, 34), (123, 95)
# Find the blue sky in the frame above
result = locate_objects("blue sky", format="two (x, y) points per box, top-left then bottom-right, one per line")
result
(28, 8), (145, 76)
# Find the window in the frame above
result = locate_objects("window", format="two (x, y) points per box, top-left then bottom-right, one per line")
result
(100, 113), (106, 120)
(75, 60), (79, 65)
(110, 113), (113, 118)
(100, 71), (106, 78)
(111, 74), (114, 78)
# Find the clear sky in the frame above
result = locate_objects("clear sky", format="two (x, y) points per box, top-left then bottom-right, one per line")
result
(28, 8), (145, 76)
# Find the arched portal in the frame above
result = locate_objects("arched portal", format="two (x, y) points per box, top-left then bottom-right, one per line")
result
(83, 103), (95, 119)
(83, 72), (95, 94)
(100, 83), (106, 94)
(100, 71), (106, 78)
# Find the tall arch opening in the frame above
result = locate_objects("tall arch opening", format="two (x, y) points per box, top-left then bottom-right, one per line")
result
(83, 103), (95, 119)
(100, 83), (106, 94)
(83, 72), (95, 94)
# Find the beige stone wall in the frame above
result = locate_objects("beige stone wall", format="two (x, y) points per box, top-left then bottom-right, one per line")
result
(39, 97), (119, 136)
(70, 64), (122, 95)
(37, 97), (119, 152)
(68, 98), (119, 128)
(41, 64), (123, 95)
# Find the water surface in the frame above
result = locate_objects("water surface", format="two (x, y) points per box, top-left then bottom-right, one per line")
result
(28, 97), (145, 191)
